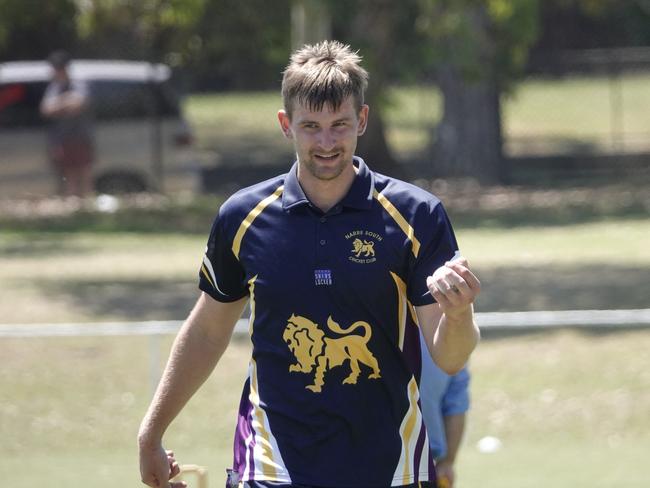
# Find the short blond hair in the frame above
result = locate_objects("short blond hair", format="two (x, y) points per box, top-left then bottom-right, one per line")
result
(281, 40), (368, 118)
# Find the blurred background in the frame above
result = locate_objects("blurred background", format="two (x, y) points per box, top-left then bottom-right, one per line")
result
(1, 1), (649, 487)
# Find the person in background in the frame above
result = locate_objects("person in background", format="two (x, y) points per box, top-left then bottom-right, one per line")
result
(40, 50), (94, 197)
(420, 337), (471, 488)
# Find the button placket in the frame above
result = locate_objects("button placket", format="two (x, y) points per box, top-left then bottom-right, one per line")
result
(315, 213), (330, 262)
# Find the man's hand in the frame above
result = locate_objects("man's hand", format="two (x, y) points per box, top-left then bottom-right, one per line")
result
(426, 257), (480, 321)
(139, 441), (186, 488)
(435, 459), (456, 488)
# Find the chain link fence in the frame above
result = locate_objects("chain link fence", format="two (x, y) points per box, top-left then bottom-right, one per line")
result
(502, 47), (650, 183)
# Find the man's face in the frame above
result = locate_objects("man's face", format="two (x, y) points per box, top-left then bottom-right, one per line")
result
(278, 97), (368, 182)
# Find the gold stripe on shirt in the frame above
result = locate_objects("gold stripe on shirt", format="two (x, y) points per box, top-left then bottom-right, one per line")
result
(391, 272), (408, 351)
(373, 190), (421, 258)
(232, 185), (284, 260)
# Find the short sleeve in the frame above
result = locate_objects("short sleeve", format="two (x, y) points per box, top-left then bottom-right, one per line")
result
(407, 202), (459, 306)
(441, 366), (470, 416)
(199, 210), (249, 302)
(40, 82), (59, 109)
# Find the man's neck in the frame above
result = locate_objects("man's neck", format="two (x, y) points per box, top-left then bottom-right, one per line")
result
(297, 163), (358, 213)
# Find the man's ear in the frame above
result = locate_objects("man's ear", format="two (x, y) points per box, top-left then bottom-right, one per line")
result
(278, 109), (293, 139)
(357, 104), (369, 136)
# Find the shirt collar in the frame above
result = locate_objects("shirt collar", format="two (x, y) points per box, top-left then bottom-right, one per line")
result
(282, 156), (375, 211)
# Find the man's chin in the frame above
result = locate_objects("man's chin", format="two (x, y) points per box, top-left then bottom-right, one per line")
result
(312, 168), (343, 181)
(302, 158), (349, 181)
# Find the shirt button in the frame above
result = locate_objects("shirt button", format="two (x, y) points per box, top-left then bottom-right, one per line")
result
(320, 239), (326, 246)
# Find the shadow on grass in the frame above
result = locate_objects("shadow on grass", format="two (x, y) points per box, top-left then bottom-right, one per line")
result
(0, 236), (96, 258)
(32, 264), (650, 323)
(475, 264), (650, 313)
(451, 207), (648, 229)
(480, 323), (650, 341)
(38, 279), (199, 321)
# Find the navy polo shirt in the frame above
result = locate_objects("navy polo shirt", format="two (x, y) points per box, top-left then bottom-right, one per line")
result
(199, 157), (459, 487)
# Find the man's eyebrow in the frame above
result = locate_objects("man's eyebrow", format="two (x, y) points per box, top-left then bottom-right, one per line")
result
(298, 114), (354, 126)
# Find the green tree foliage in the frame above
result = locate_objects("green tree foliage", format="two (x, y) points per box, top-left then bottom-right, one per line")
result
(74, 0), (291, 90)
(75, 0), (204, 61)
(535, 0), (650, 50)
(416, 0), (540, 91)
(0, 0), (78, 60)
(187, 0), (291, 90)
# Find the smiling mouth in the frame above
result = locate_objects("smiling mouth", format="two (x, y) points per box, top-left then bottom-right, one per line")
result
(313, 152), (341, 161)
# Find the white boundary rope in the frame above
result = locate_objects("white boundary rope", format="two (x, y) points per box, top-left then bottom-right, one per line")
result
(2, 309), (650, 338)
(4, 309), (648, 398)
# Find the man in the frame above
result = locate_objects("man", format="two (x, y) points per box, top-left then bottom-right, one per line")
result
(40, 50), (94, 197)
(420, 339), (470, 488)
(138, 40), (480, 488)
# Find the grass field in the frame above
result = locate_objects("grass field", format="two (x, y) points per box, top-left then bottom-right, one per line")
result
(1, 198), (649, 486)
(2, 329), (649, 487)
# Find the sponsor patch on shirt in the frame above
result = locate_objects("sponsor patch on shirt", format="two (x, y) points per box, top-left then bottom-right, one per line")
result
(314, 269), (333, 286)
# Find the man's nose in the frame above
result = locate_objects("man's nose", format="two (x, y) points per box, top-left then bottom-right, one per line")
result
(316, 129), (336, 150)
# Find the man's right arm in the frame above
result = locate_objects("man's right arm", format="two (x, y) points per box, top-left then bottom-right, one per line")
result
(138, 291), (247, 488)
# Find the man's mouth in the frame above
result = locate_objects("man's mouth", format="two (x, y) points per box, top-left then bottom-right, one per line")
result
(313, 152), (340, 161)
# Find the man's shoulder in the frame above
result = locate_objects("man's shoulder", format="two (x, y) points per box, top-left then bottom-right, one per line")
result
(372, 171), (443, 211)
(219, 172), (287, 217)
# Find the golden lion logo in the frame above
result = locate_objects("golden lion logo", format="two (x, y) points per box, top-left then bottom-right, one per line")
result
(351, 238), (375, 258)
(282, 314), (381, 393)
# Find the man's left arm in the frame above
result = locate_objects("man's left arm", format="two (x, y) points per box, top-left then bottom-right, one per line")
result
(416, 257), (480, 374)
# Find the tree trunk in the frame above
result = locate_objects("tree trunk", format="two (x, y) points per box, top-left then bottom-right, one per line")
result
(357, 83), (406, 179)
(429, 6), (505, 184)
(353, 0), (405, 179)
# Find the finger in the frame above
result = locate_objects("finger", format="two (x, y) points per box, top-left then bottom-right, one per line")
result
(428, 283), (454, 309)
(452, 279), (479, 303)
(427, 276), (449, 295)
(446, 263), (481, 292)
(441, 287), (465, 307)
(428, 277), (465, 307)
(434, 272), (465, 297)
(436, 280), (454, 295)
